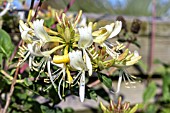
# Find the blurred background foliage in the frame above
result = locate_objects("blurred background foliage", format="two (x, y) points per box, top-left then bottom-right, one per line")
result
(45, 0), (170, 16)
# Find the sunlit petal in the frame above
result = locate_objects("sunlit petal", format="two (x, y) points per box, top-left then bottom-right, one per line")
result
(108, 21), (122, 39)
(93, 23), (114, 44)
(78, 25), (93, 48)
(33, 19), (50, 43)
(21, 30), (33, 43)
(83, 50), (92, 76)
(69, 50), (86, 70)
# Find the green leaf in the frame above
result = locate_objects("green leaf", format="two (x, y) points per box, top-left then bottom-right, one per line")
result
(143, 81), (157, 104)
(24, 78), (33, 86)
(0, 29), (14, 58)
(95, 88), (110, 102)
(128, 104), (138, 113)
(161, 108), (170, 113)
(63, 108), (74, 113)
(86, 87), (97, 100)
(0, 53), (3, 69)
(145, 104), (158, 113)
(45, 18), (55, 28)
(98, 73), (112, 89)
(41, 105), (57, 113)
(162, 75), (170, 101)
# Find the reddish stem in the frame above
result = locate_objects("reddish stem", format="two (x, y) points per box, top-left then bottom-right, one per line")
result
(2, 65), (20, 113)
(63, 0), (76, 13)
(148, 0), (156, 74)
(31, 0), (42, 22)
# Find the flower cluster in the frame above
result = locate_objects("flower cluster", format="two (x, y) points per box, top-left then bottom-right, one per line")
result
(100, 96), (138, 113)
(18, 10), (141, 102)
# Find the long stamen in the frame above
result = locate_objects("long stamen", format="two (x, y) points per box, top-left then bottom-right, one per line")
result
(72, 71), (82, 86)
(58, 78), (63, 100)
(47, 58), (57, 88)
(52, 68), (62, 75)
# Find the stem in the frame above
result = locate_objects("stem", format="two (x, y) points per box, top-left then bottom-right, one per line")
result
(31, 0), (42, 22)
(63, 0), (76, 13)
(2, 65), (19, 113)
(30, 0), (35, 9)
(148, 0), (156, 75)
(5, 40), (22, 70)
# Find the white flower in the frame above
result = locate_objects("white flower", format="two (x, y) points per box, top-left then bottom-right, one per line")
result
(33, 19), (50, 44)
(69, 50), (87, 102)
(78, 24), (93, 48)
(19, 20), (34, 43)
(112, 50), (141, 94)
(126, 50), (141, 66)
(19, 19), (65, 70)
(93, 21), (122, 59)
(108, 21), (122, 39)
(93, 21), (122, 44)
(78, 23), (93, 76)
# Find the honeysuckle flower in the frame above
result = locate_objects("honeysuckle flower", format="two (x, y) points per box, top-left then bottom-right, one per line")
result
(19, 20), (34, 43)
(69, 50), (87, 102)
(33, 19), (50, 44)
(93, 21), (122, 44)
(125, 50), (141, 66)
(93, 21), (122, 59)
(78, 22), (93, 76)
(112, 50), (141, 93)
(19, 19), (65, 67)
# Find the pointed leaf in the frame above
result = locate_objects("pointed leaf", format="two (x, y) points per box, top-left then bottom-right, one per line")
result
(0, 29), (14, 58)
(143, 81), (157, 103)
(98, 73), (112, 89)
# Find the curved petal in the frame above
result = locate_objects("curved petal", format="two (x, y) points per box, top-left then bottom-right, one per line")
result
(111, 70), (123, 94)
(78, 25), (93, 49)
(108, 21), (122, 39)
(93, 24), (114, 44)
(83, 50), (92, 76)
(79, 71), (85, 102)
(69, 50), (86, 70)
(21, 30), (33, 43)
(33, 19), (50, 43)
